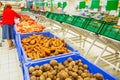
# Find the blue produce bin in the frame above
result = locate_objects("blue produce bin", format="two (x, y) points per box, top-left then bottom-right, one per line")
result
(13, 25), (23, 63)
(22, 53), (118, 80)
(15, 34), (23, 63)
(17, 31), (77, 63)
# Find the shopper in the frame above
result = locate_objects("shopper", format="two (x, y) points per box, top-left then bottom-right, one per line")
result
(1, 4), (21, 49)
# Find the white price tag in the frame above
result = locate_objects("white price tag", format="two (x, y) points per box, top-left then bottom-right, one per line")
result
(117, 18), (120, 26)
(101, 6), (106, 12)
(109, 10), (117, 16)
(94, 9), (98, 12)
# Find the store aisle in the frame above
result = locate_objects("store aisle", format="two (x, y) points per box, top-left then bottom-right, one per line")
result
(0, 41), (23, 80)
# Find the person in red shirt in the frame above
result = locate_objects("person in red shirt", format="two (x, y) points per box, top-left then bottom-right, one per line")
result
(2, 4), (21, 49)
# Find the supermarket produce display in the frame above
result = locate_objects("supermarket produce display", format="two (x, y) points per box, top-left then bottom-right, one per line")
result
(23, 53), (118, 80)
(102, 15), (118, 24)
(28, 58), (104, 80)
(16, 14), (45, 33)
(43, 11), (120, 41)
(13, 11), (118, 80)
(16, 31), (76, 63)
(1, 0), (120, 80)
(21, 33), (72, 59)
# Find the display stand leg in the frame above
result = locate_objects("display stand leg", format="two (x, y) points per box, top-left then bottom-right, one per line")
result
(62, 28), (68, 39)
(84, 38), (98, 57)
(94, 45), (108, 64)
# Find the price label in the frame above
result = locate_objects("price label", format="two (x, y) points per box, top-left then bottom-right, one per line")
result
(117, 18), (120, 25)
(109, 10), (117, 16)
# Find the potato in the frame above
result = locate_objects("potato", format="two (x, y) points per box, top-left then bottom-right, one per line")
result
(84, 70), (89, 73)
(58, 70), (69, 80)
(36, 77), (40, 80)
(58, 63), (64, 70)
(40, 75), (45, 80)
(72, 66), (78, 72)
(32, 71), (37, 76)
(65, 78), (72, 80)
(90, 78), (97, 80)
(81, 73), (88, 78)
(42, 72), (48, 78)
(68, 66), (73, 71)
(56, 78), (60, 80)
(51, 70), (57, 75)
(35, 65), (40, 70)
(29, 66), (35, 74)
(67, 57), (73, 62)
(46, 78), (51, 80)
(94, 73), (104, 80)
(64, 60), (69, 67)
(78, 62), (83, 67)
(79, 66), (84, 71)
(43, 64), (51, 71)
(50, 60), (58, 66)
(36, 70), (43, 76)
(84, 77), (91, 80)
(71, 72), (78, 79)
(78, 70), (83, 75)
(69, 61), (75, 67)
(30, 75), (36, 80)
(83, 64), (88, 69)
(78, 76), (83, 80)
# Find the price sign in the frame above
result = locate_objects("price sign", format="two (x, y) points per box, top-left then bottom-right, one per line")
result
(106, 0), (119, 11)
(90, 0), (100, 9)
(79, 1), (86, 9)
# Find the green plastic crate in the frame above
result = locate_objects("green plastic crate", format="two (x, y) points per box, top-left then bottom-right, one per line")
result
(84, 19), (105, 34)
(72, 16), (90, 28)
(22, 8), (31, 11)
(47, 13), (54, 19)
(52, 13), (59, 21)
(44, 11), (50, 17)
(57, 14), (68, 23)
(64, 15), (78, 24)
(100, 23), (120, 41)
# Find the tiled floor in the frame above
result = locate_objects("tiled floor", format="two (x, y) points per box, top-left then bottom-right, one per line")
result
(0, 41), (23, 80)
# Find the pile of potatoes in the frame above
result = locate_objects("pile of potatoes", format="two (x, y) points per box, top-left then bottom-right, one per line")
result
(102, 15), (118, 24)
(21, 34), (71, 60)
(29, 57), (104, 80)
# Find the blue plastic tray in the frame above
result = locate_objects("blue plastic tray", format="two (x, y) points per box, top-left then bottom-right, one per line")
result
(13, 25), (23, 63)
(17, 31), (77, 63)
(15, 34), (23, 63)
(23, 53), (118, 80)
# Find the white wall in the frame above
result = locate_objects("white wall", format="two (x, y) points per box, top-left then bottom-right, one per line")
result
(64, 0), (77, 15)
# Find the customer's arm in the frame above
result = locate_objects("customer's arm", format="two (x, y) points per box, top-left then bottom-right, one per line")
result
(12, 10), (21, 18)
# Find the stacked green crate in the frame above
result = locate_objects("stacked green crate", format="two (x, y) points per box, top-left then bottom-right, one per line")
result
(44, 11), (50, 17)
(56, 14), (69, 23)
(22, 8), (31, 11)
(64, 15), (78, 24)
(72, 16), (90, 28)
(52, 13), (59, 21)
(84, 19), (105, 34)
(47, 12), (54, 19)
(100, 23), (120, 41)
